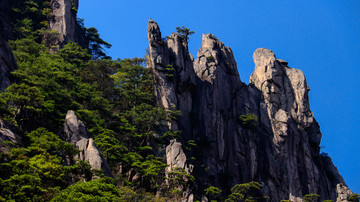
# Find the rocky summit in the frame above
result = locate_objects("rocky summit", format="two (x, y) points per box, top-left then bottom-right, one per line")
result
(148, 19), (352, 201)
(0, 0), (354, 200)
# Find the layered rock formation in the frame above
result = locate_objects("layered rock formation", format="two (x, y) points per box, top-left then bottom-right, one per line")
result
(63, 110), (112, 177)
(147, 19), (351, 201)
(49, 0), (88, 50)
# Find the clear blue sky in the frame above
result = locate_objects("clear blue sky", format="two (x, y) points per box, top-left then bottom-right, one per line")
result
(78, 0), (360, 193)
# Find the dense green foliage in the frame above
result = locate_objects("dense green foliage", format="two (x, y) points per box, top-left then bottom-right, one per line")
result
(8, 0), (52, 40)
(51, 177), (164, 202)
(0, 3), (185, 199)
(0, 35), (178, 200)
(0, 128), (92, 201)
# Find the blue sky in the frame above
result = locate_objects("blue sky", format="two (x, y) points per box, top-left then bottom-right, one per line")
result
(78, 0), (360, 193)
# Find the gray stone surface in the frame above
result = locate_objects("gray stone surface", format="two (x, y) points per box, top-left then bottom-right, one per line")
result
(147, 20), (351, 201)
(0, 119), (22, 153)
(0, 35), (17, 90)
(49, 0), (87, 50)
(166, 139), (188, 172)
(336, 183), (353, 202)
(63, 110), (112, 177)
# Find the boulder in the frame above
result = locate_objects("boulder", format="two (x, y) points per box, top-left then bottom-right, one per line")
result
(63, 110), (112, 177)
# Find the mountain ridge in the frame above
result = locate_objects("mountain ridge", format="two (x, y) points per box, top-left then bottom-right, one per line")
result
(147, 18), (353, 201)
(0, 1), (356, 201)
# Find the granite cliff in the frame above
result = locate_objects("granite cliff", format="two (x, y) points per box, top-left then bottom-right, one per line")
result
(0, 0), (354, 200)
(0, 0), (17, 91)
(148, 19), (352, 201)
(49, 0), (88, 50)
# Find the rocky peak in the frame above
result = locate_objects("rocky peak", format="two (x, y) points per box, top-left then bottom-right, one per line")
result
(147, 18), (162, 44)
(250, 48), (313, 131)
(49, 0), (87, 50)
(194, 33), (240, 84)
(148, 20), (352, 201)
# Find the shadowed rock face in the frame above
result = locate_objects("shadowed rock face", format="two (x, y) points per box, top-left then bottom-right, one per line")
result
(147, 19), (351, 201)
(0, 35), (17, 90)
(0, 119), (22, 153)
(0, 1), (17, 91)
(63, 110), (112, 177)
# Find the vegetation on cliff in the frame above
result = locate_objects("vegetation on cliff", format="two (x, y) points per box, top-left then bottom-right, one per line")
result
(1, 1), (357, 201)
(0, 2), (177, 200)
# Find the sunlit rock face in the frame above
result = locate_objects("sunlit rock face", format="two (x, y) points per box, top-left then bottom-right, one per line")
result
(63, 110), (112, 177)
(49, 0), (87, 50)
(147, 19), (351, 201)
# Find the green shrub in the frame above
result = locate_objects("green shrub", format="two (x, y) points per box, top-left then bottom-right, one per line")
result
(239, 113), (258, 128)
(207, 55), (215, 62)
(165, 64), (175, 78)
(303, 193), (320, 202)
(349, 194), (360, 202)
(225, 181), (266, 202)
(204, 186), (222, 201)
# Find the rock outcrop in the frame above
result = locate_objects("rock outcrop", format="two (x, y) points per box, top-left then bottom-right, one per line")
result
(63, 110), (112, 177)
(166, 139), (192, 173)
(0, 119), (22, 153)
(0, 35), (17, 90)
(147, 19), (351, 201)
(0, 1), (17, 91)
(49, 0), (87, 50)
(336, 183), (353, 202)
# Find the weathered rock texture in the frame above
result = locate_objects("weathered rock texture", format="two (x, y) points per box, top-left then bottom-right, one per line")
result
(147, 19), (351, 201)
(0, 1), (17, 91)
(0, 0), (13, 40)
(0, 119), (22, 153)
(63, 110), (112, 177)
(0, 35), (17, 90)
(49, 0), (87, 50)
(336, 183), (353, 202)
(166, 139), (192, 174)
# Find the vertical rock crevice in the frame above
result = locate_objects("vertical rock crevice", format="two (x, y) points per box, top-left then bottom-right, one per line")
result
(147, 19), (352, 201)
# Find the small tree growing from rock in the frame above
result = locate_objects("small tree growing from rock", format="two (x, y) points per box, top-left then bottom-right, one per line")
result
(225, 181), (265, 202)
(349, 194), (360, 202)
(204, 186), (222, 201)
(303, 193), (320, 202)
(176, 26), (195, 45)
(239, 113), (258, 129)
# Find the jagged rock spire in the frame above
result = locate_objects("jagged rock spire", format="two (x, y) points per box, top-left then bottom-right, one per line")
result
(148, 19), (352, 201)
(49, 0), (87, 50)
